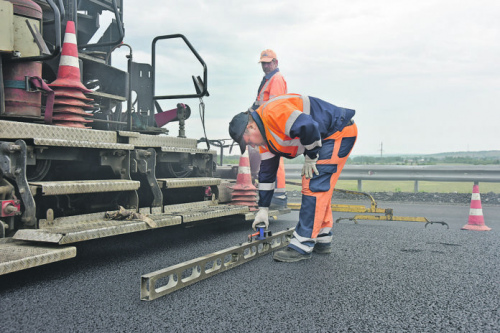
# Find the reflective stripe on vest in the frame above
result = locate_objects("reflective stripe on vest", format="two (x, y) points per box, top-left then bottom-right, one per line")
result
(260, 94), (310, 115)
(257, 94), (310, 157)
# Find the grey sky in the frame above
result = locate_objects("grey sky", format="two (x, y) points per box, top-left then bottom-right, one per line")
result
(110, 0), (499, 155)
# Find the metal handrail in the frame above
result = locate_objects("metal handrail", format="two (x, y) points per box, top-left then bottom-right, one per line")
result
(151, 34), (208, 100)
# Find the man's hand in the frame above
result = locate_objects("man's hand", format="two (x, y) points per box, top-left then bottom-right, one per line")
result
(252, 207), (269, 230)
(301, 155), (319, 179)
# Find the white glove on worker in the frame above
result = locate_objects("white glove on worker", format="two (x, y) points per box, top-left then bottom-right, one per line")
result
(302, 155), (319, 179)
(252, 207), (269, 230)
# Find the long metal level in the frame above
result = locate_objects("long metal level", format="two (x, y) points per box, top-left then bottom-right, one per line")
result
(141, 228), (295, 301)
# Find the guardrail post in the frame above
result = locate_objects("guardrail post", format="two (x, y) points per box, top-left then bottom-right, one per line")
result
(357, 180), (362, 191)
(414, 181), (419, 193)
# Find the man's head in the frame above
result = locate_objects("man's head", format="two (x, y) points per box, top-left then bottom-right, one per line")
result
(259, 49), (278, 75)
(229, 112), (265, 154)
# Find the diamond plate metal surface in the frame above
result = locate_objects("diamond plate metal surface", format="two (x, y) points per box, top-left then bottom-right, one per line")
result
(181, 205), (249, 223)
(128, 134), (197, 148)
(33, 138), (133, 150)
(0, 238), (76, 275)
(158, 177), (221, 189)
(0, 120), (118, 143)
(163, 202), (249, 223)
(139, 207), (151, 215)
(39, 210), (119, 228)
(160, 147), (216, 155)
(163, 201), (215, 213)
(29, 180), (141, 195)
(118, 131), (141, 138)
(13, 229), (64, 243)
(13, 202), (247, 244)
(14, 214), (182, 244)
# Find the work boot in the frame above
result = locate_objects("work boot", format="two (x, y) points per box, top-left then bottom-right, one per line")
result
(313, 242), (332, 254)
(273, 247), (312, 262)
(270, 192), (288, 209)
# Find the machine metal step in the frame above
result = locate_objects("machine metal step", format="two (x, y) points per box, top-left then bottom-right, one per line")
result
(0, 238), (76, 276)
(13, 202), (249, 244)
(29, 179), (140, 196)
(162, 201), (248, 223)
(0, 120), (132, 150)
(160, 146), (216, 154)
(157, 177), (221, 189)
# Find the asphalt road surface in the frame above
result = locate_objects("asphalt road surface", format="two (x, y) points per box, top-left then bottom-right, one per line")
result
(1, 202), (499, 332)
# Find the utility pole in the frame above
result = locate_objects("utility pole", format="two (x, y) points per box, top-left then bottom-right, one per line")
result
(380, 142), (383, 157)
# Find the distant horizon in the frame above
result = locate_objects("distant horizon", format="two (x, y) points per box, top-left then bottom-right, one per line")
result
(222, 149), (500, 158)
(350, 150), (500, 157)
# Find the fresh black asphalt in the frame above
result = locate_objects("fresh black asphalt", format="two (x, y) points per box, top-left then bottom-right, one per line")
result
(1, 202), (499, 332)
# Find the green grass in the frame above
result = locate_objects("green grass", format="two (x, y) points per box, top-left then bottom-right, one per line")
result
(285, 181), (500, 193)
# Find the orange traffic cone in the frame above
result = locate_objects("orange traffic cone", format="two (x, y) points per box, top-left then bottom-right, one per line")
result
(462, 183), (491, 231)
(49, 21), (91, 93)
(230, 150), (258, 210)
(48, 21), (94, 128)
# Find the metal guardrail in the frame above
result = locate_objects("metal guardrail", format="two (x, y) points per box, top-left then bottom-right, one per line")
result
(216, 165), (500, 191)
(284, 165), (500, 192)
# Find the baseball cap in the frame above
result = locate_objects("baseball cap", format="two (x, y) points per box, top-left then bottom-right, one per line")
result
(259, 49), (277, 63)
(229, 112), (249, 154)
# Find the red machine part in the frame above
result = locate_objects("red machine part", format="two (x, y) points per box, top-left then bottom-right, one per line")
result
(3, 62), (42, 116)
(3, 0), (44, 117)
(1, 200), (20, 217)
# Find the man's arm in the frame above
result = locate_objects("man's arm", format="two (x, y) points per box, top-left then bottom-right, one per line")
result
(288, 113), (322, 159)
(257, 150), (280, 207)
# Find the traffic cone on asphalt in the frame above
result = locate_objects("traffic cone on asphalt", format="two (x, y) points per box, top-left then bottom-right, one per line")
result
(230, 150), (258, 210)
(48, 21), (94, 128)
(462, 183), (491, 231)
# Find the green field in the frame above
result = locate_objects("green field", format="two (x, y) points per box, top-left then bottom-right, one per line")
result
(285, 180), (500, 193)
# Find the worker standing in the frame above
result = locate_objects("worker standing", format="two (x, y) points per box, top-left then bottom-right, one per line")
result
(229, 94), (357, 262)
(248, 49), (288, 208)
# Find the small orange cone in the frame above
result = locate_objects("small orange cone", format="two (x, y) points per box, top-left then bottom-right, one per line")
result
(230, 150), (258, 210)
(462, 183), (491, 231)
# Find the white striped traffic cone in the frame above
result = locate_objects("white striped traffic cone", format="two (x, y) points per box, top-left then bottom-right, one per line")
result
(461, 184), (491, 231)
(230, 150), (258, 210)
(49, 21), (92, 93)
(48, 21), (94, 128)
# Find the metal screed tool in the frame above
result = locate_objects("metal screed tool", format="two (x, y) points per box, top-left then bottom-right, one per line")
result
(141, 228), (294, 301)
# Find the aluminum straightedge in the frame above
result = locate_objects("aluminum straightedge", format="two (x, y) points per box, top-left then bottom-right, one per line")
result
(141, 228), (295, 301)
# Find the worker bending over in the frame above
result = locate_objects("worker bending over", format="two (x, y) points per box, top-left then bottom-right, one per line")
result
(229, 94), (357, 262)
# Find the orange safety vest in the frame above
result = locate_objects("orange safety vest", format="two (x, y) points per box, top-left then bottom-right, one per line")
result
(256, 94), (316, 158)
(254, 72), (287, 107)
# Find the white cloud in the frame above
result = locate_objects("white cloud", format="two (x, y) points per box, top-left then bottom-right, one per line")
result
(117, 0), (500, 155)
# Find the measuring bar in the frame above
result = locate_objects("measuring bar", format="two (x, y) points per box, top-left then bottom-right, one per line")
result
(141, 228), (295, 301)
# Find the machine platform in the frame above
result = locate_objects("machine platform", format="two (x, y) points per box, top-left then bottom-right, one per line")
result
(0, 238), (76, 275)
(13, 202), (249, 244)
